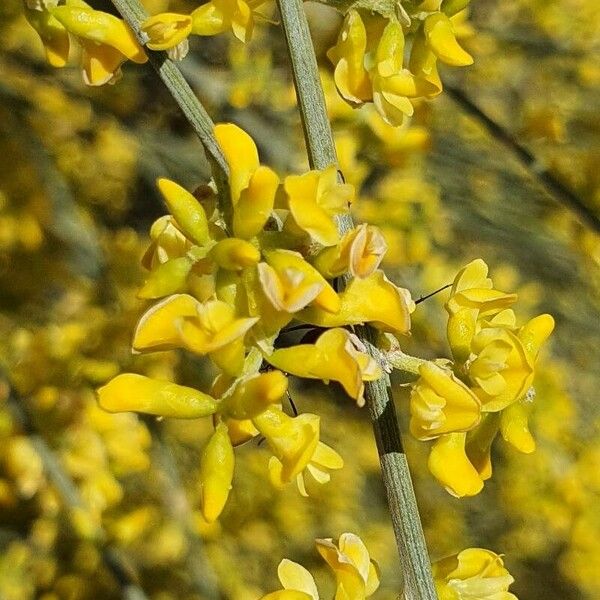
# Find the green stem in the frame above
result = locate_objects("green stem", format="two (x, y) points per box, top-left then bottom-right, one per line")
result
(275, 0), (436, 597)
(110, 0), (231, 222)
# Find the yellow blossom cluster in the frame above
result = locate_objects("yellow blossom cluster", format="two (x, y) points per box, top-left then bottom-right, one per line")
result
(98, 122), (414, 516)
(327, 6), (473, 126)
(408, 258), (554, 497)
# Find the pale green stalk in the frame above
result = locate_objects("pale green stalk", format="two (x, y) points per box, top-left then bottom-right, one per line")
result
(275, 0), (437, 597)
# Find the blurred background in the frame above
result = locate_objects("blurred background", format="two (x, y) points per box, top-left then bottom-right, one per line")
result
(1, 0), (599, 598)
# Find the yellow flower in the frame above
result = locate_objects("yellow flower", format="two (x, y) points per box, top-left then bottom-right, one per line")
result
(446, 259), (517, 363)
(141, 215), (194, 270)
(24, 4), (70, 68)
(326, 10), (372, 105)
(298, 271), (413, 334)
(428, 432), (484, 497)
(313, 224), (387, 279)
(97, 373), (217, 419)
(432, 548), (517, 600)
(141, 13), (192, 56)
(284, 165), (354, 247)
(266, 328), (381, 406)
(132, 293), (258, 375)
(191, 0), (266, 43)
(410, 362), (481, 440)
(466, 311), (554, 412)
(199, 422), (234, 522)
(253, 407), (343, 495)
(258, 250), (340, 314)
(446, 259), (518, 318)
(217, 370), (288, 419)
(261, 559), (319, 600)
(423, 12), (473, 67)
(209, 238), (261, 271)
(214, 123), (279, 239)
(315, 533), (380, 600)
(499, 396), (536, 454)
(50, 2), (147, 86)
(371, 19), (437, 126)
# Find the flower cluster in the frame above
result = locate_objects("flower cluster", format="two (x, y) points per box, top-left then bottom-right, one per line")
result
(98, 122), (414, 518)
(409, 259), (554, 497)
(260, 533), (380, 600)
(24, 0), (147, 86)
(259, 533), (519, 600)
(327, 5), (473, 126)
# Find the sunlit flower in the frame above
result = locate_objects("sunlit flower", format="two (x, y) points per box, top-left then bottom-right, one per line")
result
(50, 3), (147, 86)
(141, 13), (192, 58)
(423, 12), (473, 67)
(253, 407), (343, 495)
(97, 373), (218, 419)
(371, 18), (437, 126)
(299, 270), (413, 334)
(428, 432), (484, 497)
(313, 223), (387, 279)
(410, 362), (481, 440)
(199, 422), (235, 522)
(326, 10), (372, 105)
(316, 532), (380, 599)
(284, 165), (353, 247)
(465, 310), (554, 411)
(258, 250), (340, 314)
(266, 328), (381, 406)
(261, 559), (320, 600)
(191, 0), (267, 43)
(217, 370), (288, 419)
(432, 548), (517, 600)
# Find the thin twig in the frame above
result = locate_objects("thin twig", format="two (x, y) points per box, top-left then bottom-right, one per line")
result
(4, 379), (150, 600)
(274, 0), (436, 597)
(444, 83), (600, 234)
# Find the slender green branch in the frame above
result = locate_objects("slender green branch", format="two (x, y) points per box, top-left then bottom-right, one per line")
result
(444, 83), (600, 235)
(275, 0), (436, 597)
(4, 379), (149, 600)
(110, 0), (231, 222)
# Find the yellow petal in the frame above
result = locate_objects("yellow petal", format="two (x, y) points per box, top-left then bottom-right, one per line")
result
(214, 123), (259, 205)
(79, 40), (126, 86)
(428, 433), (484, 497)
(219, 371), (288, 419)
(25, 6), (70, 68)
(234, 165), (279, 239)
(210, 238), (260, 270)
(210, 338), (246, 377)
(199, 422), (234, 522)
(138, 256), (193, 299)
(191, 3), (230, 36)
(141, 13), (192, 51)
(132, 294), (198, 352)
(157, 178), (210, 245)
(518, 313), (554, 359)
(299, 271), (411, 334)
(98, 373), (217, 418)
(278, 559), (319, 600)
(51, 6), (147, 62)
(424, 12), (473, 66)
(500, 399), (535, 454)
